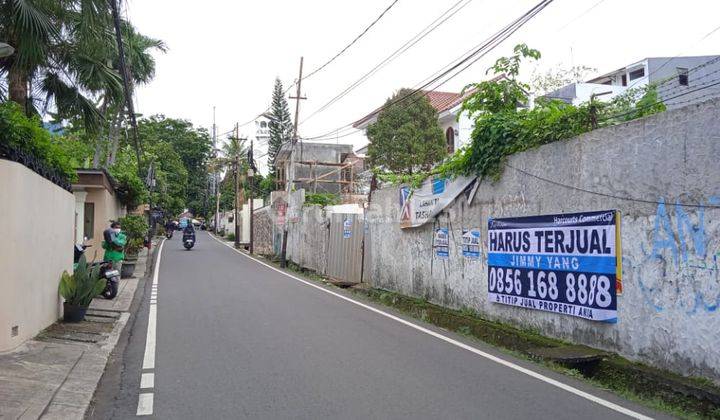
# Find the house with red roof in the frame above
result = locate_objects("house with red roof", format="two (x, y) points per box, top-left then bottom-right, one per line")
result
(352, 89), (476, 155)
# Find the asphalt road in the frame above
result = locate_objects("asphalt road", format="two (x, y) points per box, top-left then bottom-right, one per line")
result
(89, 231), (665, 420)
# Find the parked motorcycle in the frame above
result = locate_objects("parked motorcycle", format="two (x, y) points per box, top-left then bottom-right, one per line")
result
(73, 244), (120, 299)
(165, 230), (173, 239)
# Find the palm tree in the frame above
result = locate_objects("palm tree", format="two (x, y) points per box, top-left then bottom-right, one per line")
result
(0, 0), (164, 136)
(102, 23), (166, 167)
(213, 136), (249, 212)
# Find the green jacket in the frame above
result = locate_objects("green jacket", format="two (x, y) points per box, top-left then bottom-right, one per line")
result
(102, 231), (127, 262)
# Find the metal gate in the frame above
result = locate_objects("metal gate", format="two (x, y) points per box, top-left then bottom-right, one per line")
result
(325, 213), (363, 283)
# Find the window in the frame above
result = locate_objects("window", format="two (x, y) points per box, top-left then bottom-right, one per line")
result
(621, 74), (627, 86)
(83, 202), (94, 239)
(677, 67), (689, 86)
(445, 127), (455, 153)
(260, 121), (267, 128)
(628, 67), (645, 81)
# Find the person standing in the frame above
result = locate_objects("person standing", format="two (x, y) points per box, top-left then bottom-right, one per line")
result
(102, 221), (127, 268)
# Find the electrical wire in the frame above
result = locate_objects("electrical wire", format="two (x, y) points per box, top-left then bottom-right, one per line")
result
(305, 0), (555, 140)
(505, 163), (720, 209)
(303, 0), (402, 80)
(600, 78), (720, 122)
(300, 0), (474, 125)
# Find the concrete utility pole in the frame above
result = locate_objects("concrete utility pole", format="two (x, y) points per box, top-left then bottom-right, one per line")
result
(280, 57), (305, 268)
(212, 106), (219, 233)
(249, 139), (255, 254)
(234, 123), (241, 248)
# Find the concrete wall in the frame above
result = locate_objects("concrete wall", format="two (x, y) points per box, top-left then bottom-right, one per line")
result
(366, 98), (720, 381)
(81, 188), (125, 259)
(0, 160), (74, 351)
(252, 206), (274, 255)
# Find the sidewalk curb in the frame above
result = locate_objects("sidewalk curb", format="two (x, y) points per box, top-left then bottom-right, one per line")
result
(40, 313), (130, 419)
(39, 242), (158, 420)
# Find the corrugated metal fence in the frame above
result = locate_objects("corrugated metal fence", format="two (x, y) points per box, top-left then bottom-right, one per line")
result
(325, 213), (363, 283)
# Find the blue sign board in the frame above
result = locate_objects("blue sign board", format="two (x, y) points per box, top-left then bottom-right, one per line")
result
(343, 218), (352, 239)
(462, 229), (481, 259)
(434, 227), (449, 259)
(487, 210), (620, 323)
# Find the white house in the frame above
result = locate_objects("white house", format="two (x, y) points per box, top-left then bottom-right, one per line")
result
(544, 55), (720, 109)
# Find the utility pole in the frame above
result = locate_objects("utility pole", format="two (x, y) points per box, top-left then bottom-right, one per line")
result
(212, 106), (220, 233)
(280, 57), (305, 268)
(248, 139), (255, 254)
(234, 123), (241, 248)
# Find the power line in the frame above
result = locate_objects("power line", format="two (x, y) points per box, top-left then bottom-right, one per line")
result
(600, 78), (720, 122)
(303, 0), (401, 80)
(305, 0), (555, 140)
(626, 23), (720, 91)
(300, 0), (474, 125)
(505, 163), (720, 209)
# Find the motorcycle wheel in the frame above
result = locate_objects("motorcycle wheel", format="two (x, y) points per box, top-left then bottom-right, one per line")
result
(103, 280), (119, 299)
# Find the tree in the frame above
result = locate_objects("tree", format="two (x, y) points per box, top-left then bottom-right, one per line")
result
(267, 78), (292, 176)
(135, 115), (212, 216)
(531, 65), (597, 95)
(366, 89), (446, 174)
(213, 135), (249, 211)
(0, 1), (118, 128)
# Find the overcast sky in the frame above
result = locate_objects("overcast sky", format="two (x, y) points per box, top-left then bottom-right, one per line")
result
(127, 0), (720, 174)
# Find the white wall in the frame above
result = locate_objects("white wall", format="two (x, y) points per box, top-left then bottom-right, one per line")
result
(0, 160), (74, 351)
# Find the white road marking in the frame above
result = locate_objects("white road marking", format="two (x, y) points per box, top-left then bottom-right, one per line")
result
(142, 304), (157, 370)
(140, 372), (154, 389)
(137, 239), (164, 416)
(136, 393), (154, 416)
(211, 234), (652, 420)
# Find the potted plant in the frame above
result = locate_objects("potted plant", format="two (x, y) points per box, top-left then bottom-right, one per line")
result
(121, 238), (144, 278)
(59, 254), (106, 322)
(118, 215), (148, 278)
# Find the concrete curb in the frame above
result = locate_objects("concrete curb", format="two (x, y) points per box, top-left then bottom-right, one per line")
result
(40, 313), (129, 419)
(39, 243), (156, 419)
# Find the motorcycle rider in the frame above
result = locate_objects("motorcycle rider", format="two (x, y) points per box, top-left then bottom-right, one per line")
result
(183, 222), (196, 242)
(102, 221), (127, 268)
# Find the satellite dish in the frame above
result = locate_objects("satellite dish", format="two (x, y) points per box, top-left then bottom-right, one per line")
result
(0, 42), (15, 58)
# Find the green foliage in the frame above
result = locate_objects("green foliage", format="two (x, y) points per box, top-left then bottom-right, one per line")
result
(304, 193), (341, 207)
(256, 173), (275, 200)
(226, 233), (235, 242)
(108, 149), (148, 210)
(125, 237), (144, 255)
(460, 43), (540, 116)
(118, 214), (148, 242)
(1, 0), (163, 131)
(531, 65), (597, 95)
(601, 84), (667, 123)
(59, 254), (106, 307)
(0, 101), (76, 181)
(385, 44), (667, 184)
(136, 115), (212, 216)
(267, 78), (293, 176)
(366, 88), (446, 174)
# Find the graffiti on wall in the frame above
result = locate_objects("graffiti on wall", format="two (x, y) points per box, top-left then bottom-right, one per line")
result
(624, 197), (720, 315)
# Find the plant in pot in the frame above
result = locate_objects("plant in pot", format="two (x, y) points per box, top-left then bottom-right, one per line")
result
(118, 215), (149, 278)
(59, 254), (106, 322)
(121, 238), (144, 278)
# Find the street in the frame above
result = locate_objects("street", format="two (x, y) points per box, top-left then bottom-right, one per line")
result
(88, 231), (662, 419)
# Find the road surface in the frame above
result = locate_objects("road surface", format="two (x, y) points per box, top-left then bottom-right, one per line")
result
(89, 231), (665, 419)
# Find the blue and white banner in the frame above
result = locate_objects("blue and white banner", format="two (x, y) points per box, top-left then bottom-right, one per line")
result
(399, 176), (476, 228)
(487, 210), (620, 323)
(434, 227), (449, 259)
(462, 229), (481, 259)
